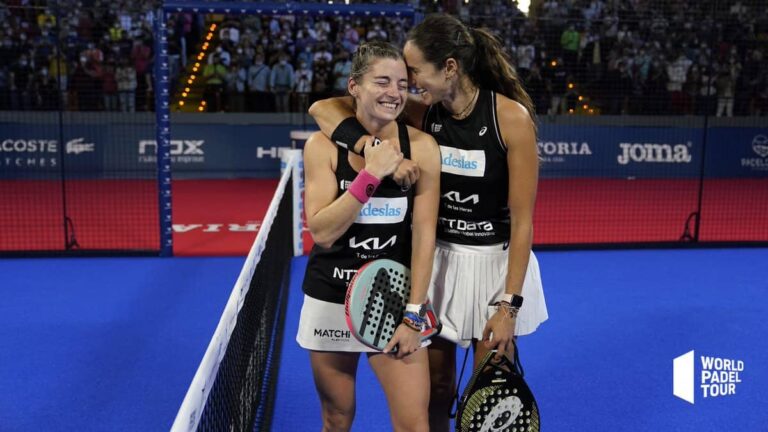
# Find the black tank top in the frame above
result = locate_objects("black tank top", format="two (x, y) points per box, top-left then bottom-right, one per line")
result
(423, 89), (510, 245)
(303, 122), (414, 304)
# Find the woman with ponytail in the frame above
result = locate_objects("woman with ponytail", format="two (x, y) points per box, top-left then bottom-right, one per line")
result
(309, 14), (548, 431)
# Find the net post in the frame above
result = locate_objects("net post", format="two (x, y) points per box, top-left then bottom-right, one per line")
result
(281, 149), (304, 256)
(154, 7), (173, 256)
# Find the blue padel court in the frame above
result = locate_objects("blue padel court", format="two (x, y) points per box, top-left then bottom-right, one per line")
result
(1, 248), (766, 431)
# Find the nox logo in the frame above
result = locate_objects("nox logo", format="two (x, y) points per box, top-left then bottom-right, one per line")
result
(349, 235), (397, 250)
(65, 138), (95, 154)
(673, 350), (745, 404)
(443, 191), (479, 205)
(617, 142), (692, 165)
(139, 140), (204, 155)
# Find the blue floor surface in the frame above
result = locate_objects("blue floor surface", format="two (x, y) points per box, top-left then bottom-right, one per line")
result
(0, 256), (244, 431)
(1, 249), (766, 431)
(274, 248), (768, 431)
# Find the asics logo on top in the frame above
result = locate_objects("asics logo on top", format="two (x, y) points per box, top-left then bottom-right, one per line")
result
(479, 126), (488, 136)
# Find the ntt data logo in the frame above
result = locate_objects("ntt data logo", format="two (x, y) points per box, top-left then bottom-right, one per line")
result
(673, 350), (745, 404)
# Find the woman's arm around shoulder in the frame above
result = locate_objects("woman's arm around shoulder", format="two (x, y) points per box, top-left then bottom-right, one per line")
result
(407, 126), (441, 306)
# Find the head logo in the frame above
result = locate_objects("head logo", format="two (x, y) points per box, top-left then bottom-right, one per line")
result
(673, 350), (745, 404)
(752, 134), (768, 158)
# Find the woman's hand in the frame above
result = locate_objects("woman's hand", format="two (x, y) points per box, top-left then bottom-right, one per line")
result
(383, 323), (423, 359)
(482, 307), (516, 361)
(363, 138), (403, 179)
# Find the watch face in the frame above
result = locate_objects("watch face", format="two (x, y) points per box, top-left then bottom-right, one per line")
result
(511, 295), (524, 308)
(418, 303), (427, 317)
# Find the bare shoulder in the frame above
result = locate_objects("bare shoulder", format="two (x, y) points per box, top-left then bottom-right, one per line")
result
(303, 131), (337, 168)
(304, 131), (335, 153)
(495, 93), (534, 126)
(405, 124), (440, 163)
(495, 93), (536, 149)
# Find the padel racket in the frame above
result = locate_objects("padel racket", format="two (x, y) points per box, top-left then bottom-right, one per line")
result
(456, 344), (540, 432)
(345, 259), (440, 351)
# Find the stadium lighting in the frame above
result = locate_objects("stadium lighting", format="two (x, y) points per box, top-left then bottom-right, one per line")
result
(518, 0), (531, 15)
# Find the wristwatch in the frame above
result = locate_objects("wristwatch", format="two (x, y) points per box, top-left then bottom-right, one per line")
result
(500, 293), (524, 309)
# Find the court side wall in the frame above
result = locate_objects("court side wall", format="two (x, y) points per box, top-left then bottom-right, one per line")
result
(0, 112), (765, 179)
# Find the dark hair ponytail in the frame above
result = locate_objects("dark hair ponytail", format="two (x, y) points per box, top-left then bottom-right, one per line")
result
(407, 14), (535, 119)
(470, 27), (535, 119)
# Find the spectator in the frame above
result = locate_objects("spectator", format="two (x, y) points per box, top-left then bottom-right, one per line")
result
(716, 69), (735, 117)
(311, 57), (331, 100)
(131, 37), (152, 111)
(10, 55), (34, 110)
(102, 63), (118, 111)
(226, 58), (247, 112)
(116, 58), (137, 112)
(331, 50), (351, 96)
(667, 52), (693, 114)
(560, 23), (579, 74)
(269, 53), (294, 112)
(247, 52), (271, 112)
(293, 61), (312, 114)
(203, 53), (228, 111)
(340, 22), (359, 52)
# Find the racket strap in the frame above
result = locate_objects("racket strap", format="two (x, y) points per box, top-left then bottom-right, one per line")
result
(449, 347), (471, 419)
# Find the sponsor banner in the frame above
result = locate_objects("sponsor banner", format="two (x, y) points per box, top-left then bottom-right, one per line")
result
(704, 128), (768, 178)
(2, 121), (765, 179)
(536, 124), (702, 178)
(0, 122), (300, 179)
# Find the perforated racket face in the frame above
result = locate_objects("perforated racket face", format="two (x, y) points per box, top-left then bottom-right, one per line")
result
(345, 259), (410, 351)
(457, 356), (540, 432)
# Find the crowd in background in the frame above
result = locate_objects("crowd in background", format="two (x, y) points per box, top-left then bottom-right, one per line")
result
(1, 0), (767, 116)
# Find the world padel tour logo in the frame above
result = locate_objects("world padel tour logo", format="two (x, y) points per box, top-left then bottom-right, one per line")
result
(673, 350), (745, 404)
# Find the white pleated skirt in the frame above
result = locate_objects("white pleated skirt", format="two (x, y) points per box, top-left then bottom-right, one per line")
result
(427, 240), (548, 348)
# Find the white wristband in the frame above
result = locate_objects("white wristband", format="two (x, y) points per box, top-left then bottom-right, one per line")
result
(405, 303), (422, 314)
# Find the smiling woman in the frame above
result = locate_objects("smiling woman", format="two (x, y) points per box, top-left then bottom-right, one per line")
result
(297, 40), (441, 432)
